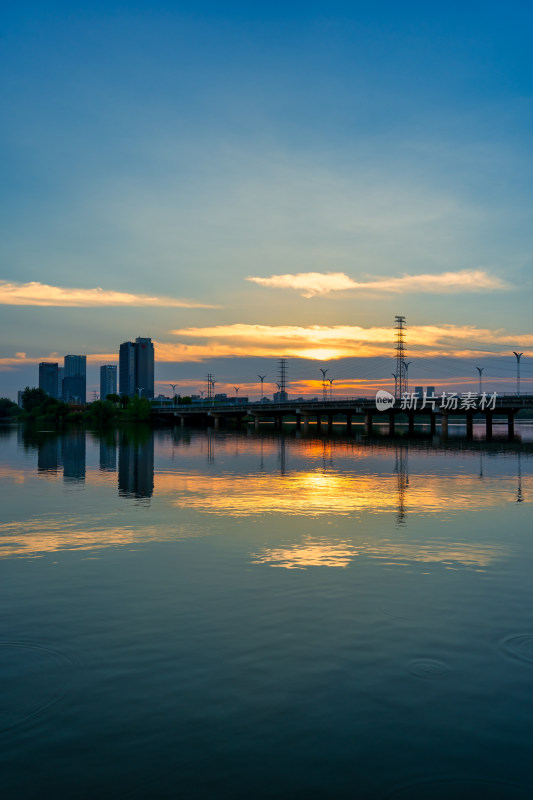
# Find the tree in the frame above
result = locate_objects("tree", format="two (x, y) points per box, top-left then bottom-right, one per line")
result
(21, 387), (48, 412)
(0, 397), (21, 418)
(124, 395), (151, 421)
(86, 399), (117, 426)
(106, 393), (120, 405)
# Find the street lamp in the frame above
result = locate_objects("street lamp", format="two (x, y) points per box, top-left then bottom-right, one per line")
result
(402, 361), (412, 393)
(319, 368), (329, 402)
(257, 375), (266, 400)
(328, 378), (334, 400)
(475, 367), (484, 395)
(513, 352), (523, 395)
(137, 388), (144, 398)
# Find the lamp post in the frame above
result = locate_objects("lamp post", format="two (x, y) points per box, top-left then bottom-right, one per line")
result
(328, 378), (334, 400)
(137, 387), (144, 398)
(475, 367), (484, 395)
(257, 375), (266, 401)
(169, 383), (177, 405)
(513, 352), (523, 395)
(402, 361), (412, 393)
(320, 368), (329, 402)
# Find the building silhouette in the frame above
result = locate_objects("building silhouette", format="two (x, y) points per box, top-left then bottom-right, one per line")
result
(39, 362), (59, 398)
(100, 365), (117, 400)
(119, 337), (154, 398)
(63, 355), (86, 404)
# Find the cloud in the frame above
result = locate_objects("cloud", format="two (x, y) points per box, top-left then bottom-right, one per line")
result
(2, 324), (532, 374)
(0, 281), (218, 308)
(165, 323), (533, 361)
(246, 270), (508, 298)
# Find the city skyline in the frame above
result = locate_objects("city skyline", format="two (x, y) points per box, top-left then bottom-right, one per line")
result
(1, 3), (533, 398)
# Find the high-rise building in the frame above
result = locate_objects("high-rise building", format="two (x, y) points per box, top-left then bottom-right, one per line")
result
(119, 341), (136, 397)
(39, 362), (59, 398)
(119, 338), (154, 398)
(100, 365), (117, 400)
(135, 337), (154, 399)
(63, 355), (86, 404)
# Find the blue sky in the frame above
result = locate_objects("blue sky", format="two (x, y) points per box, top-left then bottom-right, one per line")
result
(1, 1), (533, 398)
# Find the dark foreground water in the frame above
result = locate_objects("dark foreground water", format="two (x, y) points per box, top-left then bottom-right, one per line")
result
(1, 423), (533, 799)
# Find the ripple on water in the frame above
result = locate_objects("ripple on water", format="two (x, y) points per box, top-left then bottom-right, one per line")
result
(501, 634), (533, 665)
(0, 641), (75, 732)
(407, 658), (451, 679)
(385, 778), (532, 798)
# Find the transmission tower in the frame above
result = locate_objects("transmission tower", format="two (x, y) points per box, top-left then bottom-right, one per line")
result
(278, 358), (288, 397)
(206, 373), (215, 400)
(394, 316), (407, 399)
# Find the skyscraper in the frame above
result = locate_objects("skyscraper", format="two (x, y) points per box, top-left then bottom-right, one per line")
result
(63, 355), (86, 404)
(135, 337), (154, 399)
(39, 362), (59, 398)
(100, 365), (117, 400)
(119, 338), (154, 398)
(119, 341), (136, 397)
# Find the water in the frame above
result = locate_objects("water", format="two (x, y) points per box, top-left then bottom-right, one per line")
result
(1, 423), (533, 798)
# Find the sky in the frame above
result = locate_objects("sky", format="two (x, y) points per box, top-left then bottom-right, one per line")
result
(1, 1), (533, 399)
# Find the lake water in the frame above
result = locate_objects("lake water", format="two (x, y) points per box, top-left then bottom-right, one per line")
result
(1, 422), (533, 798)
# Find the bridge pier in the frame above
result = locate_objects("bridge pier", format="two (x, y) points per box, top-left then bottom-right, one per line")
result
(408, 412), (415, 435)
(295, 413), (301, 431)
(364, 412), (373, 435)
(303, 415), (310, 433)
(214, 416), (220, 430)
(430, 413), (436, 434)
(441, 414), (448, 437)
(486, 412), (493, 440)
(346, 413), (352, 433)
(327, 413), (333, 433)
(388, 411), (395, 435)
(180, 416), (186, 428)
(254, 415), (260, 431)
(316, 415), (321, 432)
(466, 412), (473, 439)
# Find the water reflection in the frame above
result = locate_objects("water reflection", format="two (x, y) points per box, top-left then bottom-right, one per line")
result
(0, 428), (531, 561)
(118, 430), (154, 499)
(34, 431), (85, 482)
(99, 433), (117, 472)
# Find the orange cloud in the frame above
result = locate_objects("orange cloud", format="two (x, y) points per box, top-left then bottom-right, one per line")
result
(164, 323), (533, 361)
(247, 269), (508, 297)
(0, 281), (218, 308)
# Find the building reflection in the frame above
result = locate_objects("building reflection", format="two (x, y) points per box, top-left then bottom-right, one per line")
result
(99, 434), (117, 472)
(37, 435), (61, 474)
(118, 430), (154, 499)
(61, 430), (86, 482)
(35, 431), (86, 482)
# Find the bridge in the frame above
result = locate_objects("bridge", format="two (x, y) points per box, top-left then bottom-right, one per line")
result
(151, 394), (533, 439)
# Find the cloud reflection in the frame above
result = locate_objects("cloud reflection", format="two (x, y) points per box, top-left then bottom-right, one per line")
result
(252, 536), (501, 570)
